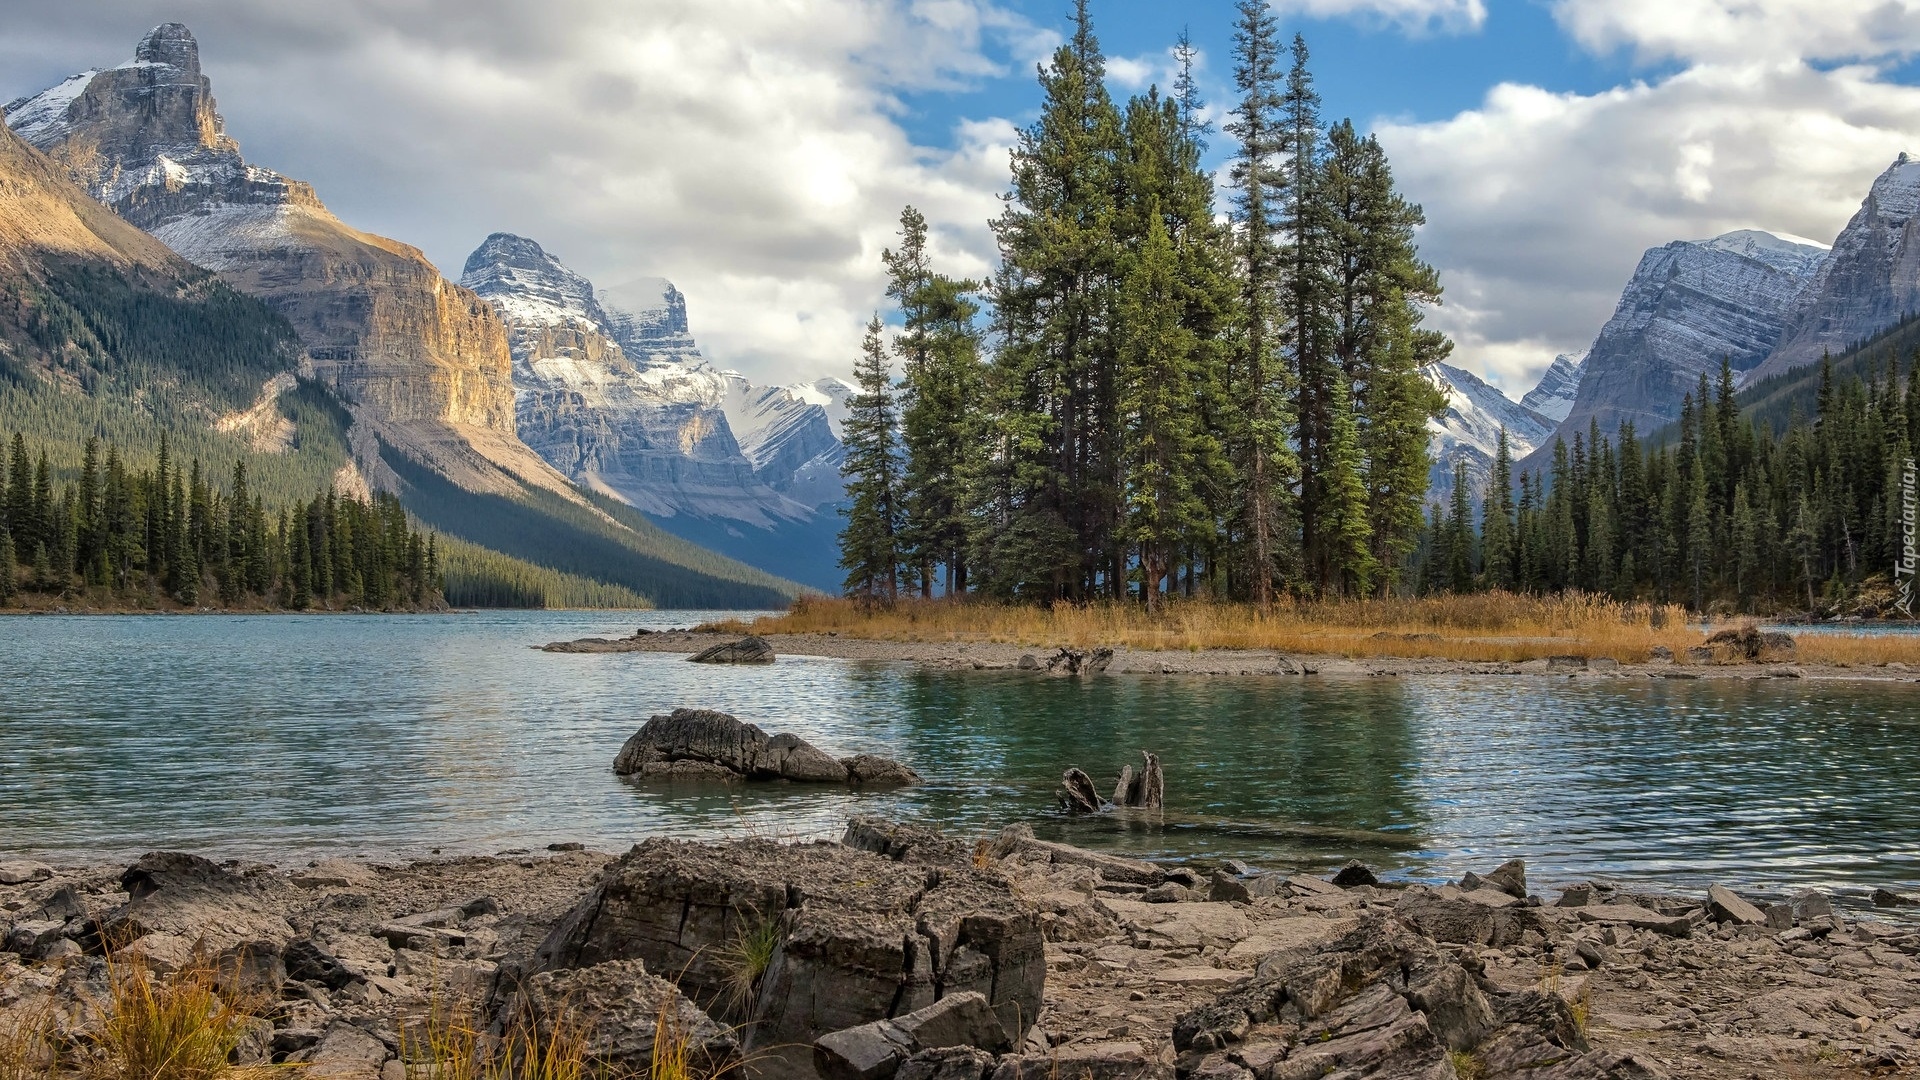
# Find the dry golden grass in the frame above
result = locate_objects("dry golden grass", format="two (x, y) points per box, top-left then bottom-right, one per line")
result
(715, 593), (1920, 666)
(400, 993), (594, 1080)
(90, 958), (271, 1080)
(0, 1004), (57, 1080)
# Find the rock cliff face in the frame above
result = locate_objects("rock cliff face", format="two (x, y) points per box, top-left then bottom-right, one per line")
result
(1518, 352), (1585, 423)
(4, 24), (556, 496)
(1427, 364), (1555, 501)
(460, 233), (851, 587)
(0, 118), (180, 273)
(1755, 155), (1920, 381)
(1517, 229), (1827, 473)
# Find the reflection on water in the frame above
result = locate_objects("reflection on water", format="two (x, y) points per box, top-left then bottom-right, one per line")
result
(1, 611), (1917, 904)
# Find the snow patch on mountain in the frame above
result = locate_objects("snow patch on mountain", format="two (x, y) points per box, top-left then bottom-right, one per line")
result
(1519, 351), (1586, 422)
(1428, 363), (1555, 500)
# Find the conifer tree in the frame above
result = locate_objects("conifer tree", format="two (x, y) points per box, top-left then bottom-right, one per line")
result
(1321, 372), (1375, 594)
(840, 317), (904, 602)
(978, 0), (1123, 600)
(1481, 430), (1515, 590)
(1224, 0), (1298, 607)
(0, 530), (14, 605)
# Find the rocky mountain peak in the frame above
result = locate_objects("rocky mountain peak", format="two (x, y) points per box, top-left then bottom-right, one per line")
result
(1519, 351), (1586, 423)
(1752, 154), (1920, 381)
(460, 232), (612, 332)
(134, 23), (201, 73)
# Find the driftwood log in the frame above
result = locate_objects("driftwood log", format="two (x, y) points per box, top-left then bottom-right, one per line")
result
(1045, 647), (1114, 676)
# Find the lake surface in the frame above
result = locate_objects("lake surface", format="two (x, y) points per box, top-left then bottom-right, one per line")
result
(3, 610), (1918, 907)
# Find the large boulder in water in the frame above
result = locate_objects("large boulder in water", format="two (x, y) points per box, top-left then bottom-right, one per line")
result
(613, 709), (917, 786)
(529, 838), (1044, 1080)
(689, 636), (777, 664)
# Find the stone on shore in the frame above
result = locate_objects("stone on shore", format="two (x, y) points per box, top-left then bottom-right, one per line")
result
(510, 958), (740, 1078)
(1706, 884), (1766, 925)
(0, 862), (53, 886)
(688, 635), (776, 664)
(814, 992), (1010, 1080)
(613, 708), (916, 786)
(530, 838), (1044, 1080)
(1329, 860), (1377, 888)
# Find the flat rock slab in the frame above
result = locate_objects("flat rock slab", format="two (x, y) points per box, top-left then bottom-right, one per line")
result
(1096, 898), (1251, 950)
(689, 636), (776, 664)
(1223, 916), (1358, 966)
(1150, 966), (1250, 989)
(513, 958), (739, 1078)
(1707, 884), (1766, 925)
(1574, 903), (1693, 937)
(0, 862), (53, 886)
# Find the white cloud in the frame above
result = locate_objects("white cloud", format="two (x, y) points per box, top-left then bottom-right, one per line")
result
(1271, 0), (1488, 35)
(0, 0), (1033, 385)
(1380, 60), (1920, 392)
(1551, 0), (1920, 65)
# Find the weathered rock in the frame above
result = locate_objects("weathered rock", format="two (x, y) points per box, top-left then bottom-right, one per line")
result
(614, 709), (910, 786)
(1395, 889), (1497, 945)
(531, 838), (1043, 1080)
(1059, 768), (1105, 813)
(1706, 884), (1766, 925)
(1329, 861), (1377, 888)
(88, 851), (294, 957)
(988, 1041), (1170, 1080)
(1483, 858), (1528, 899)
(290, 859), (377, 889)
(895, 1047), (995, 1080)
(291, 1021), (390, 1080)
(1574, 904), (1692, 937)
(1207, 871), (1251, 904)
(842, 819), (971, 867)
(1096, 898), (1249, 951)
(0, 862), (53, 886)
(1016, 654), (1040, 671)
(510, 958), (739, 1078)
(689, 636), (777, 664)
(814, 992), (1009, 1080)
(1872, 887), (1918, 908)
(987, 827), (1163, 885)
(843, 755), (923, 786)
(1790, 889), (1834, 920)
(285, 939), (355, 990)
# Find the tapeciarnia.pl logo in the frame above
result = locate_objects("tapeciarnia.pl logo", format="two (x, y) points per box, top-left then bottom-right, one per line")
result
(1899, 457), (1917, 618)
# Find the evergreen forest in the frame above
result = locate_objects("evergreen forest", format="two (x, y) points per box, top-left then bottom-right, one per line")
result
(841, 1), (1450, 607)
(0, 432), (443, 609)
(838, 0), (1919, 617)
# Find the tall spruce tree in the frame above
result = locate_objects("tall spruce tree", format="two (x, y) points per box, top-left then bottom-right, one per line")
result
(1481, 429), (1515, 590)
(840, 317), (904, 601)
(1224, 0), (1298, 607)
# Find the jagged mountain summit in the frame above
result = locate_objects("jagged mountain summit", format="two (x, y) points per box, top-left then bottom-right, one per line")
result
(1519, 352), (1586, 422)
(1753, 154), (1920, 381)
(1427, 364), (1555, 500)
(459, 233), (852, 589)
(1518, 228), (1828, 471)
(1, 22), (569, 498)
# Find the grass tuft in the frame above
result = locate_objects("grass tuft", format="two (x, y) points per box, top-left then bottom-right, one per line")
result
(714, 912), (784, 1020)
(1446, 1048), (1486, 1080)
(90, 958), (265, 1080)
(401, 991), (595, 1080)
(0, 1004), (57, 1080)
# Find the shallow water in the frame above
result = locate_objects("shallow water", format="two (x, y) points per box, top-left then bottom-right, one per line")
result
(2, 610), (1917, 905)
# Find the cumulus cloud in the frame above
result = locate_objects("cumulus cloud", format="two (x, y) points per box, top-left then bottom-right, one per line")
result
(1272, 0), (1487, 35)
(0, 0), (1033, 384)
(1551, 0), (1920, 65)
(1381, 59), (1920, 392)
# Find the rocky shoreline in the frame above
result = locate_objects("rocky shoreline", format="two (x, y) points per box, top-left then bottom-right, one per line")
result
(4, 823), (1918, 1079)
(540, 628), (1920, 684)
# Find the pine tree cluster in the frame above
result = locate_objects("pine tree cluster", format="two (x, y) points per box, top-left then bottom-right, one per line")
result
(839, 2), (1449, 607)
(1416, 356), (1920, 614)
(0, 432), (442, 610)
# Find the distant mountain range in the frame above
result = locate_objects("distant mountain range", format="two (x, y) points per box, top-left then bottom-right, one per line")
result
(2, 23), (800, 607)
(1513, 155), (1920, 476)
(459, 233), (853, 589)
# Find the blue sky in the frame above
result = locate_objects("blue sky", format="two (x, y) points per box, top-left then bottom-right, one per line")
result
(5, 0), (1920, 393)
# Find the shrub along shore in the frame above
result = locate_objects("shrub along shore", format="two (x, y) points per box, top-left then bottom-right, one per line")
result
(690, 594), (1920, 670)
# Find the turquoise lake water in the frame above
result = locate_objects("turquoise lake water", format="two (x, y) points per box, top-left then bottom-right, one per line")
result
(2, 610), (1917, 906)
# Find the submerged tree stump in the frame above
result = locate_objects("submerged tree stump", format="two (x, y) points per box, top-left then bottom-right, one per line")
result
(1113, 751), (1163, 809)
(1045, 647), (1114, 676)
(1059, 768), (1104, 813)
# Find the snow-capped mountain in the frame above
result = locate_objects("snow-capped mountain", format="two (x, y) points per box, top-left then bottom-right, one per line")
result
(1519, 228), (1828, 473)
(459, 233), (852, 589)
(1427, 364), (1556, 501)
(1754, 154), (1920, 381)
(1519, 352), (1586, 422)
(1, 24), (566, 499)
